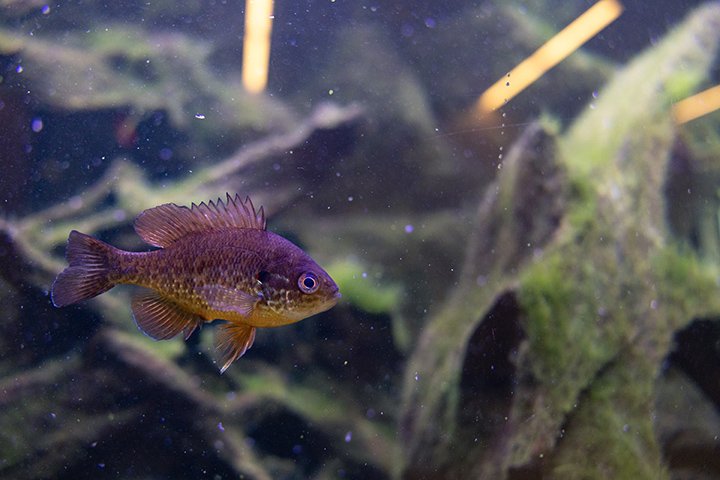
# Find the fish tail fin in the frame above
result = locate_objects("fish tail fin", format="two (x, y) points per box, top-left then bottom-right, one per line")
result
(51, 230), (117, 307)
(215, 322), (256, 373)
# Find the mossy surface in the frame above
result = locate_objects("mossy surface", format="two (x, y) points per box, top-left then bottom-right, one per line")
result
(326, 259), (403, 315)
(400, 4), (720, 479)
(548, 352), (667, 480)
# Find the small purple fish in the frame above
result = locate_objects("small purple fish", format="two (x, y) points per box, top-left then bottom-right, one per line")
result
(51, 194), (340, 372)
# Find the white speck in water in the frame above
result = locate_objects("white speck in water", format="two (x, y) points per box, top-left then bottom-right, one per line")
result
(414, 372), (419, 381)
(41, 5), (50, 14)
(217, 422), (225, 432)
(361, 272), (368, 278)
(31, 118), (43, 132)
(194, 113), (206, 120)
(344, 431), (352, 442)
(16, 65), (23, 73)
(404, 224), (414, 233)
(328, 89), (334, 95)
(113, 210), (127, 222)
(347, 196), (353, 202)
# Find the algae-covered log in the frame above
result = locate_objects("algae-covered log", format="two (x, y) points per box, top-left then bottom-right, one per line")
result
(399, 4), (720, 479)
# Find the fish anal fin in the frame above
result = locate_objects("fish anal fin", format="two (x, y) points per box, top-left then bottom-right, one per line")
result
(182, 322), (201, 341)
(216, 322), (256, 373)
(199, 284), (258, 317)
(131, 290), (202, 340)
(133, 194), (266, 247)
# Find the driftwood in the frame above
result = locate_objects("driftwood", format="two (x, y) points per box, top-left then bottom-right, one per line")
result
(399, 4), (720, 479)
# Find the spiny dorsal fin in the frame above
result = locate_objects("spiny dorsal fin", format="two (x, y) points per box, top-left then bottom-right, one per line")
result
(134, 193), (266, 248)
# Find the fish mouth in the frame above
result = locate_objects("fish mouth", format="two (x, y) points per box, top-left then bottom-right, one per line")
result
(329, 281), (341, 300)
(322, 286), (341, 309)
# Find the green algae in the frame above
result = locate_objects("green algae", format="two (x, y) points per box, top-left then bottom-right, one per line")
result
(512, 6), (720, 478)
(518, 245), (625, 390)
(548, 352), (667, 480)
(652, 245), (720, 321)
(399, 4), (720, 479)
(0, 24), (293, 136)
(325, 258), (402, 315)
(560, 3), (720, 182)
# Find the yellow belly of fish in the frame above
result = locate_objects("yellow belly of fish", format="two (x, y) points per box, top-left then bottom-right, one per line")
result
(198, 304), (299, 328)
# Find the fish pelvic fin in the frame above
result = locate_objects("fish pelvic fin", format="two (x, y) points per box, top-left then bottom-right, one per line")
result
(216, 322), (256, 373)
(51, 230), (116, 307)
(131, 289), (203, 340)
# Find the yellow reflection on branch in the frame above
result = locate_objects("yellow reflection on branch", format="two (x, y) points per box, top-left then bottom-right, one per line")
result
(242, 0), (274, 94)
(477, 0), (624, 113)
(672, 85), (720, 124)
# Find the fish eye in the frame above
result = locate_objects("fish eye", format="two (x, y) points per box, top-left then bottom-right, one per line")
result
(257, 270), (271, 283)
(298, 272), (319, 294)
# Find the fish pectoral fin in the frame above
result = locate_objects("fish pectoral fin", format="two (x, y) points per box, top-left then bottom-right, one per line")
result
(199, 284), (258, 317)
(215, 322), (256, 373)
(131, 289), (202, 340)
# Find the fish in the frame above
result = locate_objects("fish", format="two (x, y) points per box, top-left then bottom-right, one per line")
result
(51, 193), (340, 372)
